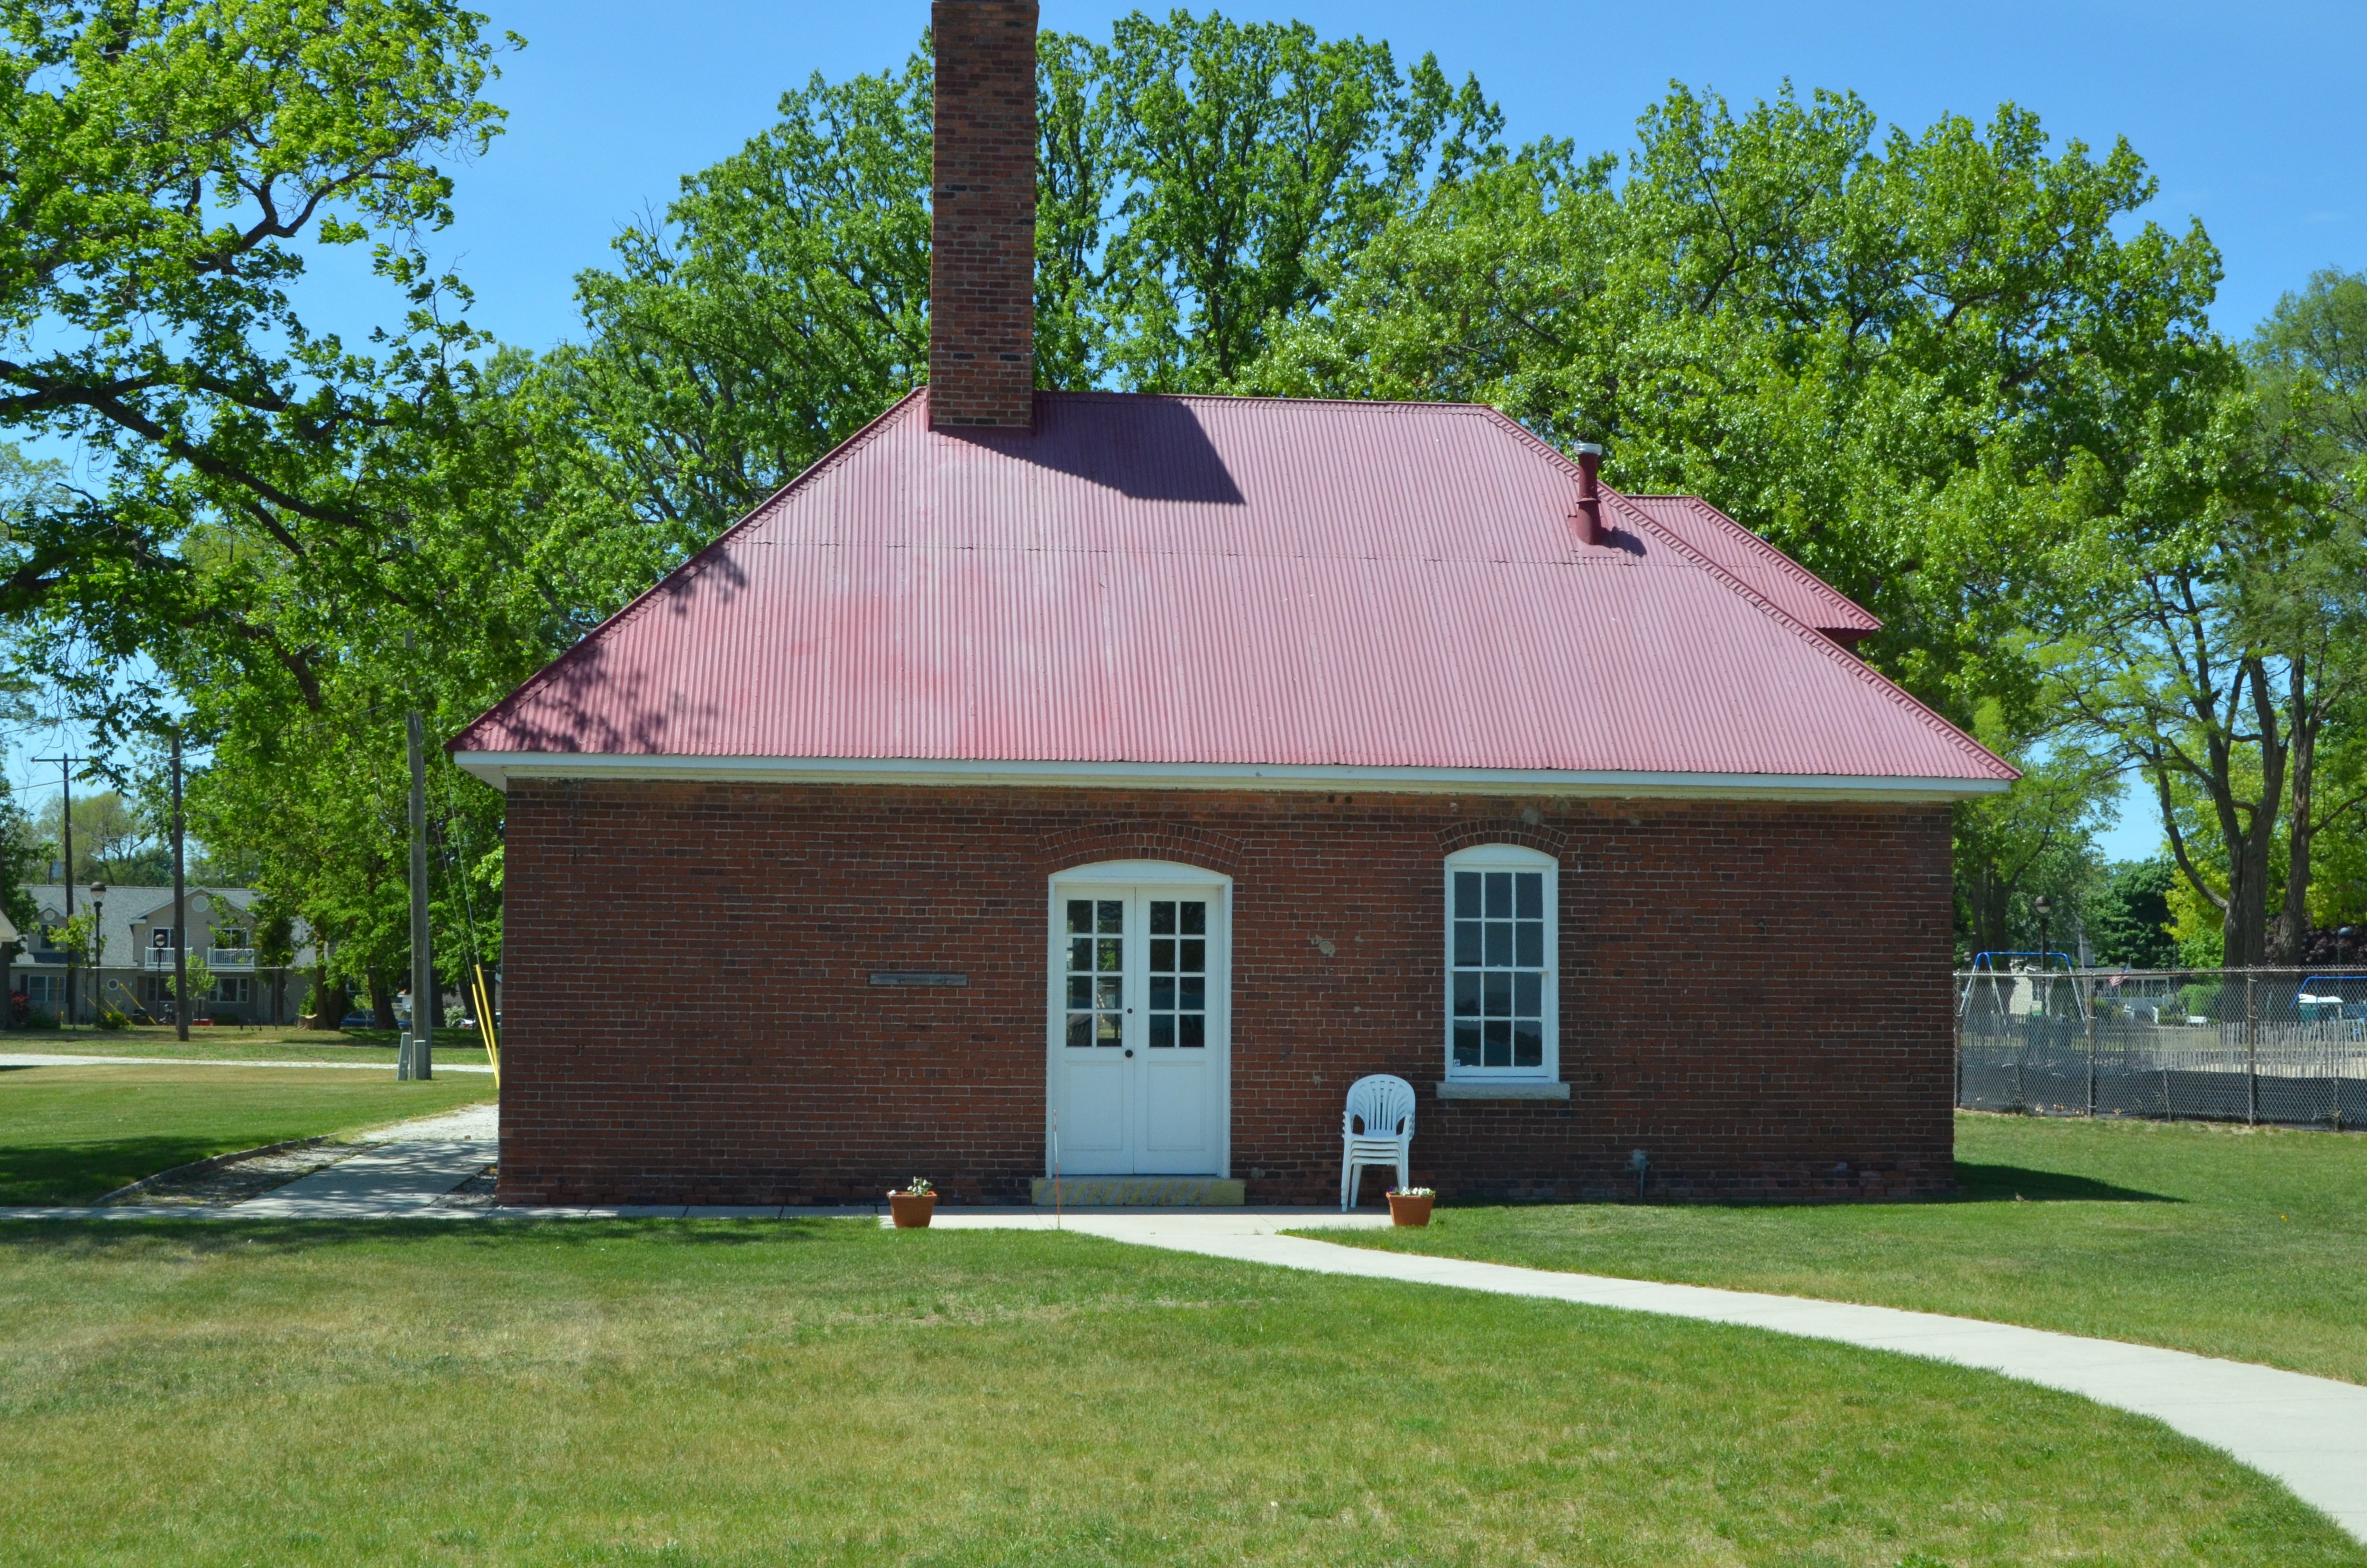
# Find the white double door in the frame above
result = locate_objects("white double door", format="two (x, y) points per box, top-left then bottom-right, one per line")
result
(1048, 866), (1230, 1176)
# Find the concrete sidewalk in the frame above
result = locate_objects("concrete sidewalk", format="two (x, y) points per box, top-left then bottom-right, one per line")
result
(953, 1211), (2367, 1545)
(0, 1052), (494, 1072)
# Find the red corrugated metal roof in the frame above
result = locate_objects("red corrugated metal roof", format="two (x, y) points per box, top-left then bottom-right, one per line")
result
(1616, 493), (1882, 641)
(454, 390), (2012, 789)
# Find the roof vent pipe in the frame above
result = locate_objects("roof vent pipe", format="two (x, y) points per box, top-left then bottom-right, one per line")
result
(1573, 442), (1605, 545)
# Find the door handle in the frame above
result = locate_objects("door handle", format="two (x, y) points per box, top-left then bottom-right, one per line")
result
(1125, 1049), (1134, 1058)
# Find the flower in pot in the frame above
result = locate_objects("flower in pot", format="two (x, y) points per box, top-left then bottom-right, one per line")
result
(1386, 1186), (1435, 1227)
(888, 1177), (937, 1228)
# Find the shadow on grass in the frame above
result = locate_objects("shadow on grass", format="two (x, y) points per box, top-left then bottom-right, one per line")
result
(0, 1215), (872, 1259)
(1951, 1162), (2181, 1203)
(0, 1137), (254, 1205)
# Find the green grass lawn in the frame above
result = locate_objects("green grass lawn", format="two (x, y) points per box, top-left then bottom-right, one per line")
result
(0, 1220), (2350, 1567)
(1303, 1112), (2367, 1386)
(0, 1066), (497, 1203)
(0, 1022), (497, 1066)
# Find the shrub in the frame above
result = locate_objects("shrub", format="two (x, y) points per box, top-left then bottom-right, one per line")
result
(23, 1008), (56, 1030)
(95, 1009), (129, 1031)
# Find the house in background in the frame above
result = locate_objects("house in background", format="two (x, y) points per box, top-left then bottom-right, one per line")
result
(15, 884), (313, 1025)
(454, 0), (2015, 1207)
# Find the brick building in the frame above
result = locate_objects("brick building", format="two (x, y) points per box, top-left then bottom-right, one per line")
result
(453, 0), (2014, 1207)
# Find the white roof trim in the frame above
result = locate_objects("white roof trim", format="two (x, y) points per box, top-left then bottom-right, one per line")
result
(454, 750), (2008, 802)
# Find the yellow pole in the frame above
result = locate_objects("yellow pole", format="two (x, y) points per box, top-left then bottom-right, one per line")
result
(473, 964), (500, 1086)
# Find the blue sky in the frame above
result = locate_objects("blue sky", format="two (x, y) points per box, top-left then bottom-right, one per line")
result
(413, 0), (2365, 356)
(22, 1), (2367, 848)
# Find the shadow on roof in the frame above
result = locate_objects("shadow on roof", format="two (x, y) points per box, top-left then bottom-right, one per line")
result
(940, 393), (1247, 505)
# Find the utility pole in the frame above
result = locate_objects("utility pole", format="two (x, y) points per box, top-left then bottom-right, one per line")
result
(403, 710), (433, 1080)
(35, 754), (77, 1026)
(170, 732), (188, 1043)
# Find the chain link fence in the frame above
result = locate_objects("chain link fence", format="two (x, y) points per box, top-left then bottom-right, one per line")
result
(1956, 966), (2367, 1129)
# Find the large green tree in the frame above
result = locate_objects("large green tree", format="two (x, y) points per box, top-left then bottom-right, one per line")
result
(2243, 269), (2367, 958)
(542, 17), (1497, 548)
(0, 0), (512, 742)
(1240, 82), (2227, 950)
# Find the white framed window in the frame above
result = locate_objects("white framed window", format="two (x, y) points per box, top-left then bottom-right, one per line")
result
(1444, 843), (1558, 1080)
(215, 976), (253, 1004)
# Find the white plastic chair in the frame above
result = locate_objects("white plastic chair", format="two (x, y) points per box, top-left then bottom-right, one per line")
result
(1340, 1074), (1416, 1211)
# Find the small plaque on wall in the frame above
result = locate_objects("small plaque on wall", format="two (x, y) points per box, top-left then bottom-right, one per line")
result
(869, 971), (969, 987)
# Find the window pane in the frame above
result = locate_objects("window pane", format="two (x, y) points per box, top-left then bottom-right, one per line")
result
(1453, 972), (1481, 1016)
(1483, 1020), (1511, 1066)
(1484, 922), (1512, 966)
(1513, 1021), (1544, 1067)
(1067, 900), (1093, 934)
(1150, 976), (1175, 1011)
(1485, 873), (1512, 918)
(1096, 939), (1122, 972)
(1097, 900), (1123, 934)
(1150, 1015), (1175, 1048)
(1516, 873), (1543, 919)
(1068, 938), (1092, 974)
(1454, 921), (1482, 966)
(1454, 872), (1482, 918)
(1179, 976), (1205, 1012)
(1095, 1013), (1122, 1045)
(1516, 922), (1544, 967)
(1180, 939), (1205, 973)
(1150, 902), (1176, 934)
(1067, 976), (1091, 1009)
(1180, 1014), (1205, 1048)
(1095, 978), (1122, 1011)
(1483, 971), (1511, 1017)
(1067, 1014), (1093, 1049)
(1181, 903), (1206, 936)
(1453, 1023), (1481, 1066)
(1151, 938), (1175, 970)
(1515, 972), (1542, 1017)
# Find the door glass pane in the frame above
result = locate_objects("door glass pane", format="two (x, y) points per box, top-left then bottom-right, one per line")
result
(1066, 897), (1124, 1047)
(1147, 898), (1208, 1048)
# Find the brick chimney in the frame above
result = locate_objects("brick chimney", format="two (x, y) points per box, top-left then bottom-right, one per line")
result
(930, 0), (1037, 431)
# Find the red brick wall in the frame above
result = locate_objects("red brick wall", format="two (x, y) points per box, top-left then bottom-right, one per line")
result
(928, 0), (1036, 430)
(496, 782), (1957, 1206)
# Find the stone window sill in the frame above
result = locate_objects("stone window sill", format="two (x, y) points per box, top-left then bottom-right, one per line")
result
(1434, 1080), (1571, 1101)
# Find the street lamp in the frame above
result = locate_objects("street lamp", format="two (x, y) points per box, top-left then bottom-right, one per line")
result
(2032, 895), (2055, 1017)
(88, 883), (104, 1023)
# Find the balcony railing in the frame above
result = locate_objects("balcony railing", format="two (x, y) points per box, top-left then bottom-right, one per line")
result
(137, 947), (261, 970)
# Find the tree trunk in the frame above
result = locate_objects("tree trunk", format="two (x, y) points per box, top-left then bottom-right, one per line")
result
(2164, 658), (2287, 969)
(303, 962), (350, 1030)
(369, 969), (396, 1031)
(2277, 678), (2319, 966)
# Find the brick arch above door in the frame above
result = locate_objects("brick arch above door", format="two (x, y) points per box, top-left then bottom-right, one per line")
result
(1040, 821), (1245, 878)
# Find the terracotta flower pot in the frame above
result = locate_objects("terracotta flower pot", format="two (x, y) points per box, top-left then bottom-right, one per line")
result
(1387, 1191), (1433, 1227)
(888, 1191), (937, 1228)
